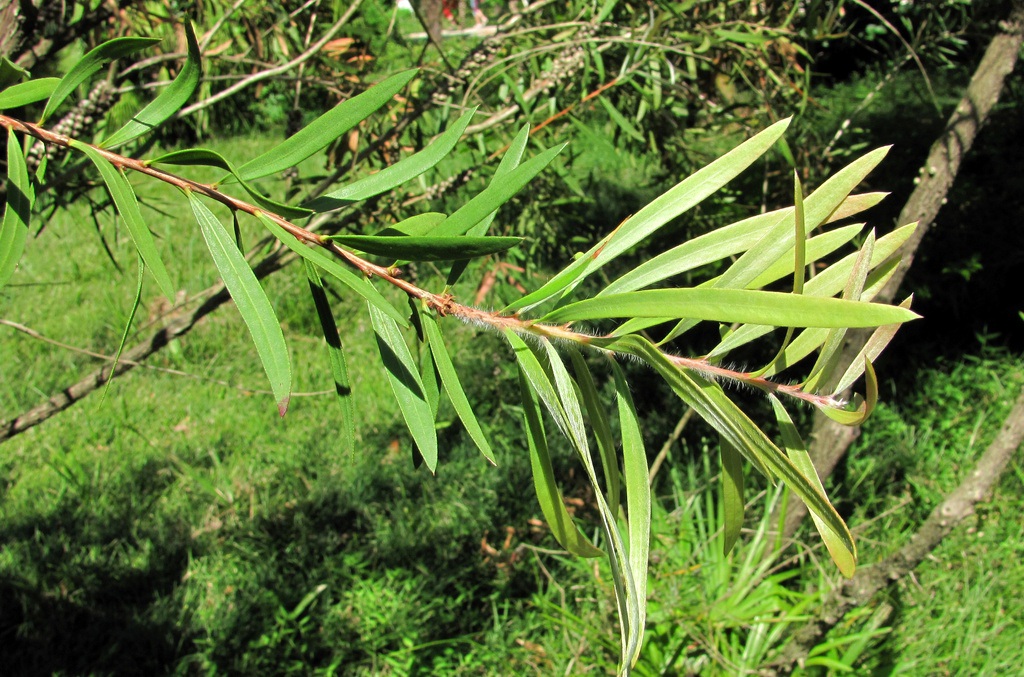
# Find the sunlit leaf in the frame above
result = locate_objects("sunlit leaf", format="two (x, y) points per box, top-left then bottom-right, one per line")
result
(771, 395), (856, 576)
(568, 349), (620, 510)
(189, 193), (292, 414)
(817, 359), (878, 426)
(71, 140), (176, 301)
(0, 128), (31, 288)
(544, 288), (919, 328)
(255, 213), (408, 327)
(833, 296), (914, 394)
(40, 37), (160, 124)
(304, 260), (354, 456)
(368, 303), (437, 472)
(0, 78), (60, 110)
(306, 108), (477, 211)
(236, 70), (417, 181)
(101, 21), (201, 148)
(421, 311), (496, 465)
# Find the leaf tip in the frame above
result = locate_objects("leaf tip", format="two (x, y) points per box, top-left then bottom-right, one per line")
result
(278, 396), (291, 417)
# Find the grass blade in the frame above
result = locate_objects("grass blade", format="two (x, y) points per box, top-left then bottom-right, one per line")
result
(71, 140), (176, 301)
(40, 37), (160, 124)
(1, 128), (31, 288)
(368, 303), (437, 472)
(189, 193), (292, 414)
(306, 108), (476, 210)
(304, 260), (354, 457)
(101, 22), (201, 148)
(236, 70), (417, 181)
(420, 312), (496, 465)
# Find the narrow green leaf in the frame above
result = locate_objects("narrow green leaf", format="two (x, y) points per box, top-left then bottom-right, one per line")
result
(149, 148), (312, 219)
(101, 22), (201, 148)
(771, 396), (856, 577)
(40, 37), (160, 124)
(189, 193), (292, 414)
(507, 118), (793, 312)
(517, 366), (604, 557)
(818, 359), (878, 426)
(326, 234), (521, 261)
(0, 56), (30, 89)
(833, 296), (914, 394)
(368, 303), (438, 472)
(0, 78), (60, 110)
(720, 438), (745, 555)
(612, 361), (650, 667)
(100, 254), (146, 404)
(568, 349), (620, 510)
(544, 288), (920, 328)
(379, 212), (447, 236)
(236, 70), (417, 181)
(304, 260), (354, 457)
(421, 312), (497, 465)
(0, 128), (31, 288)
(255, 213), (408, 327)
(432, 142), (566, 239)
(71, 140), (175, 301)
(306, 108), (477, 211)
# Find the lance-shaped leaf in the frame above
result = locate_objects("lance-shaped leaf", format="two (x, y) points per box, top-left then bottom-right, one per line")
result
(189, 193), (292, 415)
(71, 140), (175, 301)
(771, 396), (856, 576)
(420, 312), (496, 465)
(506, 118), (792, 313)
(612, 361), (650, 667)
(543, 288), (919, 328)
(1, 128), (31, 289)
(0, 78), (60, 110)
(517, 366), (603, 557)
(100, 255), (146, 403)
(720, 437), (745, 556)
(604, 334), (856, 569)
(447, 123), (532, 286)
(150, 148), (312, 219)
(430, 142), (566, 240)
(568, 349), (620, 511)
(101, 22), (201, 148)
(40, 37), (160, 124)
(368, 303), (437, 472)
(235, 70), (417, 181)
(304, 260), (354, 456)
(255, 213), (408, 327)
(833, 296), (914, 394)
(326, 234), (522, 261)
(306, 109), (477, 211)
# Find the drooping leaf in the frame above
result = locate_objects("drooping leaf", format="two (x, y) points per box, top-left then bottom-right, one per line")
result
(368, 303), (437, 472)
(420, 311), (496, 465)
(189, 193), (292, 414)
(568, 349), (620, 510)
(326, 234), (522, 261)
(611, 361), (650, 667)
(305, 108), (477, 211)
(304, 260), (354, 456)
(719, 438), (745, 555)
(235, 70), (417, 181)
(771, 395), (856, 576)
(0, 128), (31, 288)
(150, 148), (312, 219)
(517, 366), (603, 557)
(0, 78), (60, 110)
(71, 140), (176, 301)
(101, 22), (202, 148)
(40, 37), (160, 124)
(543, 288), (919, 328)
(255, 213), (408, 327)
